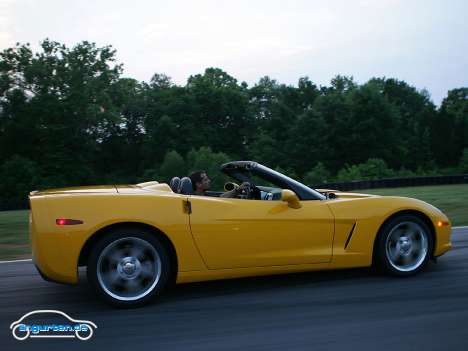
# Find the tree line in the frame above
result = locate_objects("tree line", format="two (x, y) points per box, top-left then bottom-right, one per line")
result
(1, 40), (467, 209)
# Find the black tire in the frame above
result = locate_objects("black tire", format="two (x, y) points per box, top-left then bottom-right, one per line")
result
(374, 214), (433, 277)
(87, 227), (172, 308)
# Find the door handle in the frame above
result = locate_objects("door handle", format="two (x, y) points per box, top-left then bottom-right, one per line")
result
(182, 200), (192, 214)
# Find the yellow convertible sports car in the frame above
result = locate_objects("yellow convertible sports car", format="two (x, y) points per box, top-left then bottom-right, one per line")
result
(29, 161), (452, 307)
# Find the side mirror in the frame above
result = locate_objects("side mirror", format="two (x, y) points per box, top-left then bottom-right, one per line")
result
(281, 189), (302, 209)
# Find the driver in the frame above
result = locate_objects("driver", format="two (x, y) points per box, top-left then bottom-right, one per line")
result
(189, 170), (250, 198)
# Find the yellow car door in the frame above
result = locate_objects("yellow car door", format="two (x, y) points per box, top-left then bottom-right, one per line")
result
(188, 195), (334, 269)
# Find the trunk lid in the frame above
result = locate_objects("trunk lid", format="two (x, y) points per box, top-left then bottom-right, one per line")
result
(30, 185), (118, 196)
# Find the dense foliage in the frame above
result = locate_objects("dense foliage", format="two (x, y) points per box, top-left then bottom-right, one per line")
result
(1, 40), (467, 209)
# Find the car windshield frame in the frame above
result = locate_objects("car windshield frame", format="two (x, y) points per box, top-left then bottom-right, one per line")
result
(220, 161), (326, 200)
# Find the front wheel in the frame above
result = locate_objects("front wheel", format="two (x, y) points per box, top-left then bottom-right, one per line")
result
(375, 215), (433, 276)
(87, 228), (171, 307)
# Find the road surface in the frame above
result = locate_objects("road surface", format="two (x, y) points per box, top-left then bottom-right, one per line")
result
(1, 227), (467, 350)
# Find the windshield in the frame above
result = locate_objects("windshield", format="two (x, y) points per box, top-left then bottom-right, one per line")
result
(255, 165), (326, 200)
(221, 162), (326, 200)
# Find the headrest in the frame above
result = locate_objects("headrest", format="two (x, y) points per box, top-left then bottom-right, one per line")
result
(178, 177), (193, 195)
(169, 177), (181, 192)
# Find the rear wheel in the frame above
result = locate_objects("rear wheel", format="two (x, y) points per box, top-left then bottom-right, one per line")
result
(87, 227), (171, 307)
(375, 215), (433, 276)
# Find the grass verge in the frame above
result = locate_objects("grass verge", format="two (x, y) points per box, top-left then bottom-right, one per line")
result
(0, 210), (30, 260)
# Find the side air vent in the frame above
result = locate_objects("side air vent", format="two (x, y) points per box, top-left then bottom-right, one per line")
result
(344, 222), (357, 250)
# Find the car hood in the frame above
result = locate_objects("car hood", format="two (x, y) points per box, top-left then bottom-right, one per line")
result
(331, 192), (377, 199)
(316, 189), (378, 199)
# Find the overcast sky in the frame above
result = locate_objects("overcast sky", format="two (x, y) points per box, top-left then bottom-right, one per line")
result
(1, 0), (467, 104)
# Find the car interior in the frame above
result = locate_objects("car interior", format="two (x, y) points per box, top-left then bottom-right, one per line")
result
(168, 175), (283, 200)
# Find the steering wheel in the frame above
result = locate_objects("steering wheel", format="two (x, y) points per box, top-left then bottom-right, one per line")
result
(237, 182), (250, 198)
(237, 182), (260, 200)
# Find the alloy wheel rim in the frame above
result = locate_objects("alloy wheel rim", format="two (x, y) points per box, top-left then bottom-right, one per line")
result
(97, 237), (161, 301)
(385, 221), (429, 272)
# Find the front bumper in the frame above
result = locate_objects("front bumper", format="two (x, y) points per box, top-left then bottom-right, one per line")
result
(433, 223), (452, 257)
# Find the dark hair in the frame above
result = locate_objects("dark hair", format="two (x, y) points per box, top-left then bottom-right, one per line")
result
(189, 170), (206, 191)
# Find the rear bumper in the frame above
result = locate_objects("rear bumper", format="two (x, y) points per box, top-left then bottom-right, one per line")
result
(34, 263), (63, 283)
(32, 240), (79, 284)
(30, 211), (79, 284)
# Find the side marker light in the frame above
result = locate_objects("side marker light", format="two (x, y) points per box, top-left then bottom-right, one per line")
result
(437, 220), (449, 227)
(56, 219), (84, 225)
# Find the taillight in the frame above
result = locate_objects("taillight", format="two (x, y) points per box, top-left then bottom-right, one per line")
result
(56, 219), (84, 225)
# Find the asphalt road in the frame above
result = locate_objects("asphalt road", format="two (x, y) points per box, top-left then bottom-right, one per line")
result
(1, 227), (467, 351)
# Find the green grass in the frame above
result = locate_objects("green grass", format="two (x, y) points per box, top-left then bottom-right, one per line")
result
(0, 183), (467, 260)
(361, 184), (468, 226)
(0, 210), (30, 260)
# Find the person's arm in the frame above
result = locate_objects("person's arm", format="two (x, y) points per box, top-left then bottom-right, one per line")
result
(219, 182), (250, 198)
(219, 189), (238, 198)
